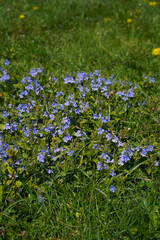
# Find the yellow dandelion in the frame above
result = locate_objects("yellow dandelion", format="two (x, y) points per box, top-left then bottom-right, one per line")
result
(152, 48), (160, 55)
(104, 17), (111, 22)
(0, 93), (2, 98)
(19, 14), (25, 19)
(148, 1), (157, 5)
(127, 18), (132, 23)
(33, 6), (39, 10)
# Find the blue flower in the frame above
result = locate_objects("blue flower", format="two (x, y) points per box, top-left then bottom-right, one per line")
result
(43, 111), (48, 117)
(58, 128), (63, 135)
(110, 185), (117, 192)
(37, 67), (42, 73)
(110, 170), (116, 177)
(37, 153), (45, 163)
(64, 76), (75, 84)
(140, 148), (148, 157)
(155, 160), (159, 166)
(75, 108), (80, 114)
(127, 88), (134, 98)
(3, 111), (9, 117)
(75, 130), (82, 137)
(92, 144), (97, 149)
(101, 116), (109, 123)
(49, 114), (55, 121)
(93, 113), (98, 119)
(103, 164), (108, 170)
(104, 79), (112, 85)
(97, 162), (103, 171)
(63, 134), (72, 143)
(97, 127), (104, 135)
(112, 135), (118, 143)
(5, 60), (10, 65)
(47, 169), (53, 174)
(54, 147), (60, 153)
(147, 145), (154, 152)
(4, 123), (10, 130)
(67, 150), (75, 156)
(30, 68), (37, 77)
(105, 133), (111, 141)
(101, 153), (110, 162)
(149, 77), (155, 83)
(38, 195), (45, 202)
(26, 84), (33, 90)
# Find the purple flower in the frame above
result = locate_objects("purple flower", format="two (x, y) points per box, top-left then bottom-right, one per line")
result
(147, 145), (154, 152)
(112, 135), (118, 143)
(54, 147), (60, 153)
(104, 79), (112, 85)
(43, 111), (48, 117)
(92, 144), (97, 149)
(4, 123), (10, 130)
(75, 108), (80, 114)
(47, 169), (53, 174)
(128, 81), (132, 87)
(67, 150), (75, 156)
(23, 129), (30, 137)
(5, 60), (10, 65)
(127, 88), (134, 98)
(62, 117), (70, 125)
(19, 90), (28, 98)
(110, 170), (116, 177)
(26, 84), (33, 90)
(63, 134), (72, 143)
(103, 164), (108, 170)
(155, 160), (159, 166)
(106, 132), (112, 141)
(3, 111), (9, 117)
(97, 127), (104, 135)
(75, 130), (81, 137)
(149, 77), (155, 83)
(38, 195), (45, 202)
(117, 141), (123, 147)
(64, 76), (75, 84)
(97, 162), (103, 171)
(93, 113), (98, 119)
(101, 117), (106, 123)
(37, 154), (45, 163)
(103, 92), (109, 98)
(37, 67), (42, 73)
(140, 148), (148, 157)
(58, 128), (63, 135)
(101, 153), (110, 162)
(30, 69), (37, 77)
(49, 114), (55, 121)
(110, 185), (117, 193)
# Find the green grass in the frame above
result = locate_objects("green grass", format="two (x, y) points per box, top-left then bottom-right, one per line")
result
(0, 0), (160, 239)
(0, 0), (160, 76)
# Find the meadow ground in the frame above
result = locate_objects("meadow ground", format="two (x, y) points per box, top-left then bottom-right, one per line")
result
(0, 0), (160, 239)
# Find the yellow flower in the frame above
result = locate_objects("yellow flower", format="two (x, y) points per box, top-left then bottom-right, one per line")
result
(19, 14), (25, 19)
(148, 1), (157, 5)
(127, 18), (132, 23)
(0, 93), (2, 98)
(152, 48), (160, 55)
(104, 17), (111, 22)
(33, 6), (39, 10)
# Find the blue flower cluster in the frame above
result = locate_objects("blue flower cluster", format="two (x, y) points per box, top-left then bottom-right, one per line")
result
(0, 61), (158, 196)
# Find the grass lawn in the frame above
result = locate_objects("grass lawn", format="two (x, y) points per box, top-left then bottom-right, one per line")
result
(0, 0), (160, 239)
